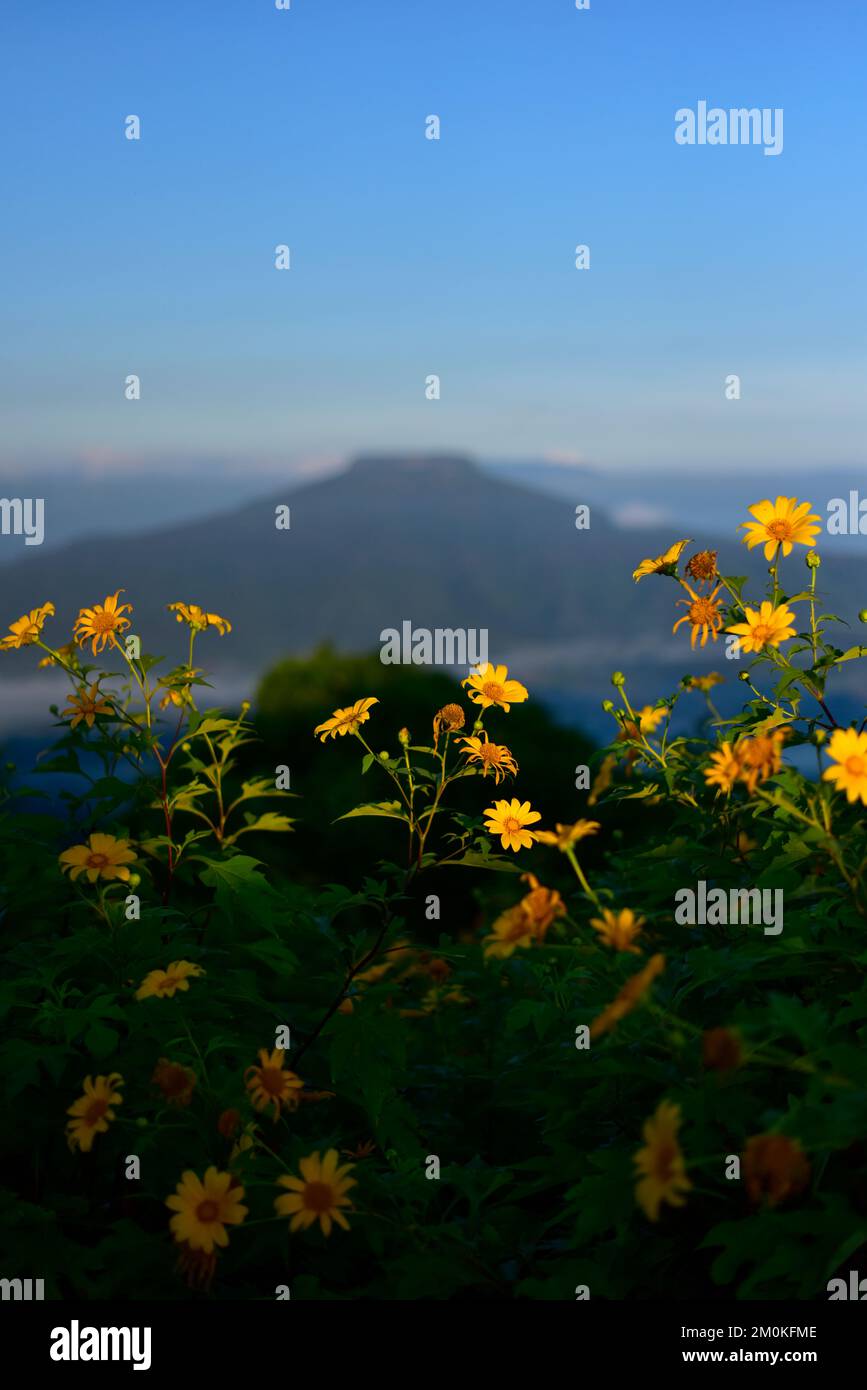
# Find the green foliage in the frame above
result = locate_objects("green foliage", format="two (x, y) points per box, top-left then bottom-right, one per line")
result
(1, 546), (866, 1301)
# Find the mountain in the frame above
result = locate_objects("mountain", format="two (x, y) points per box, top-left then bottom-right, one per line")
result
(1, 454), (864, 731)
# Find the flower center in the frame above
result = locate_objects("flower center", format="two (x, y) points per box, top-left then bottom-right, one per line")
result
(689, 599), (717, 624)
(260, 1067), (285, 1096)
(86, 853), (109, 869)
(654, 1143), (678, 1183)
(766, 519), (793, 540)
(503, 817), (521, 834)
(479, 744), (500, 763)
(482, 681), (505, 702)
(84, 1099), (108, 1125)
(303, 1181), (335, 1213)
(846, 755), (866, 777)
(752, 625), (771, 643)
(196, 1200), (220, 1224)
(91, 611), (118, 633)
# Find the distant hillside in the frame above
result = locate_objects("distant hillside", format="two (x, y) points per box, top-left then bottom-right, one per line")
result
(1, 454), (864, 728)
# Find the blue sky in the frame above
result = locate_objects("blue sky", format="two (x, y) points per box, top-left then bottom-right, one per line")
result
(1, 0), (864, 475)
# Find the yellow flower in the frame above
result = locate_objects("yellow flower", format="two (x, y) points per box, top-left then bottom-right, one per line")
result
(0, 601), (55, 650)
(59, 832), (136, 883)
(74, 590), (133, 654)
(135, 960), (204, 1001)
(483, 798), (541, 851)
(687, 672), (724, 692)
(822, 727), (867, 805)
(589, 953), (665, 1040)
(590, 907), (645, 954)
(672, 583), (724, 649)
(726, 601), (797, 653)
(737, 728), (788, 794)
(244, 1048), (304, 1120)
(65, 1073), (123, 1153)
(274, 1149), (356, 1236)
(535, 819), (600, 850)
(632, 539), (691, 583)
(704, 742), (741, 794)
(62, 685), (113, 729)
(314, 697), (378, 741)
(634, 1099), (692, 1221)
(167, 602), (231, 635)
(166, 1167), (248, 1253)
(483, 905), (537, 959)
(458, 732), (518, 784)
(618, 706), (666, 742)
(462, 662), (528, 711)
(483, 872), (566, 958)
(741, 496), (821, 561)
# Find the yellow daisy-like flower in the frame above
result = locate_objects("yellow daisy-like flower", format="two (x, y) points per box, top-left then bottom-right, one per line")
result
(737, 729), (788, 794)
(0, 601), (55, 651)
(704, 741), (741, 795)
(632, 539), (691, 583)
(590, 907), (645, 954)
(458, 732), (518, 784)
(274, 1149), (356, 1237)
(822, 727), (867, 806)
(244, 1048), (304, 1120)
(62, 685), (113, 729)
(483, 905), (536, 959)
(483, 872), (566, 958)
(483, 797), (542, 852)
(65, 1073), (123, 1153)
(590, 953), (666, 1040)
(687, 672), (724, 692)
(314, 697), (379, 741)
(672, 583), (724, 649)
(726, 601), (797, 654)
(135, 960), (205, 1001)
(59, 832), (136, 884)
(167, 602), (232, 636)
(74, 590), (133, 654)
(166, 1167), (248, 1253)
(462, 663), (528, 712)
(634, 1099), (692, 1222)
(741, 496), (821, 562)
(535, 819), (600, 850)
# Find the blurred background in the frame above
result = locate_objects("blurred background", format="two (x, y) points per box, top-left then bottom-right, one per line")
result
(1, 0), (865, 746)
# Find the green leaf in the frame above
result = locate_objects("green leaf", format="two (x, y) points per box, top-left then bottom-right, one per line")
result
(335, 801), (409, 823)
(440, 851), (522, 872)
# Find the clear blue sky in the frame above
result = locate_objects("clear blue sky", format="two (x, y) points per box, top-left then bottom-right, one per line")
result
(1, 0), (864, 475)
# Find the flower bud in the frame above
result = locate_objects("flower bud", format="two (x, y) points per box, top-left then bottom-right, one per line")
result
(379, 750), (390, 761)
(398, 727), (411, 747)
(611, 671), (626, 688)
(805, 550), (821, 569)
(813, 727), (827, 746)
(859, 609), (867, 624)
(738, 671), (751, 681)
(601, 699), (615, 713)
(128, 873), (141, 889)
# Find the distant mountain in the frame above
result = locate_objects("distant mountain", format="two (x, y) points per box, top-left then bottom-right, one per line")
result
(1, 453), (864, 731)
